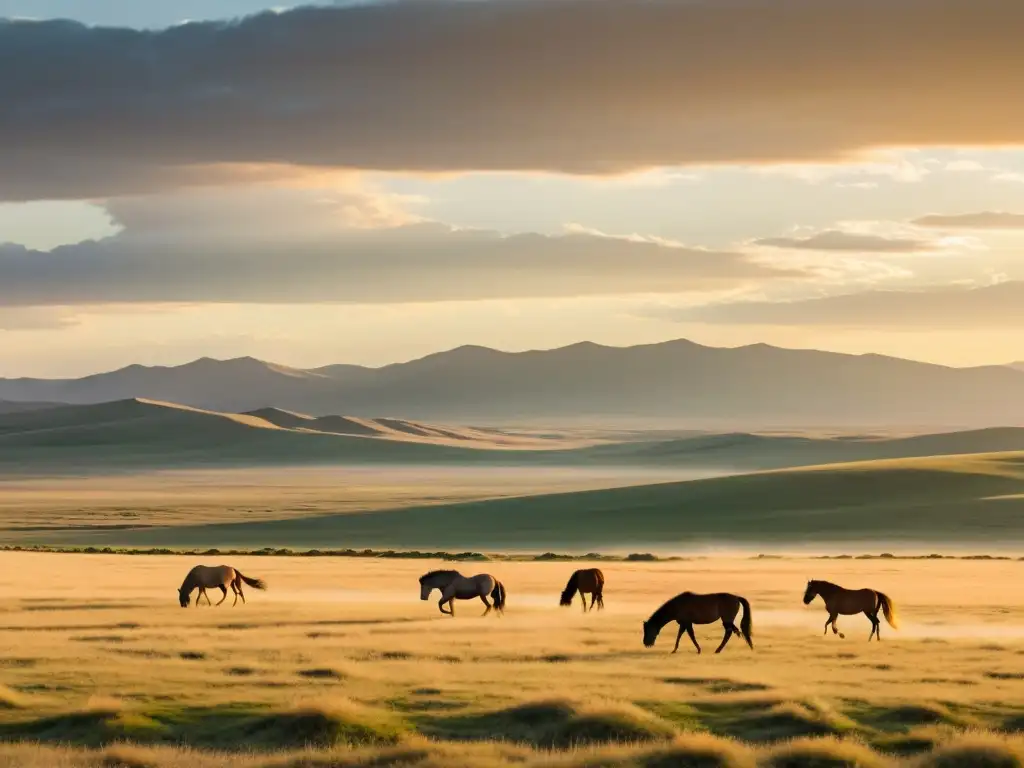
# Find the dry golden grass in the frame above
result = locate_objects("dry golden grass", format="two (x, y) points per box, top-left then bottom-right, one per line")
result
(4, 553), (1024, 766)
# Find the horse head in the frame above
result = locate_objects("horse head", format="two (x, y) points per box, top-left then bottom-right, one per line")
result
(802, 580), (817, 605)
(641, 619), (659, 648)
(178, 587), (190, 608)
(418, 570), (459, 601)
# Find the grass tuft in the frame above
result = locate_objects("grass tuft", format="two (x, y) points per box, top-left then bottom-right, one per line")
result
(919, 732), (1024, 767)
(762, 736), (891, 767)
(0, 686), (22, 710)
(240, 699), (409, 749)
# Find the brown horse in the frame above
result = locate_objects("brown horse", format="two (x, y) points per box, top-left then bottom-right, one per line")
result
(178, 565), (266, 608)
(560, 568), (605, 612)
(642, 591), (753, 654)
(803, 579), (897, 641)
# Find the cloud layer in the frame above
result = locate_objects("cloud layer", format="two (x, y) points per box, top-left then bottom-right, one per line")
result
(2, 0), (1023, 199)
(754, 230), (938, 253)
(655, 281), (1024, 328)
(0, 189), (795, 306)
(913, 211), (1024, 229)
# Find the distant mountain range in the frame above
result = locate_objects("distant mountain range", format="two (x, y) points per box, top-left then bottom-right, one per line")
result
(2, 339), (1024, 428)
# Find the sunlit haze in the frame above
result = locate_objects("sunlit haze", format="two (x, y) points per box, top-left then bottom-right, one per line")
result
(2, 0), (1024, 377)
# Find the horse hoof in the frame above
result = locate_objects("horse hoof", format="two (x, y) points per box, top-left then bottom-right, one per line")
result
(839, 633), (846, 639)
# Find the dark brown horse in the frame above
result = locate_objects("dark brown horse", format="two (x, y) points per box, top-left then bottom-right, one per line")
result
(642, 591), (753, 654)
(803, 580), (897, 641)
(560, 568), (605, 612)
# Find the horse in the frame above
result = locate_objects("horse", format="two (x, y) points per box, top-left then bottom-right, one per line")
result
(642, 591), (753, 655)
(178, 565), (266, 608)
(418, 569), (506, 617)
(803, 579), (897, 641)
(560, 568), (605, 612)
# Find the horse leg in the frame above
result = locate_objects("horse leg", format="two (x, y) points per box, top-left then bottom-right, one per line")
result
(231, 583), (239, 607)
(671, 623), (685, 653)
(215, 585), (228, 606)
(714, 622), (733, 654)
(871, 612), (881, 641)
(825, 612), (843, 638)
(480, 594), (492, 616)
(449, 598), (456, 617)
(438, 596), (452, 615)
(580, 590), (587, 613)
(686, 624), (701, 655)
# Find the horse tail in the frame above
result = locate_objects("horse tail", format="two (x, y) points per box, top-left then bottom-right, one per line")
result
(737, 595), (754, 649)
(560, 571), (580, 606)
(237, 571), (267, 590)
(491, 580), (506, 611)
(877, 591), (898, 629)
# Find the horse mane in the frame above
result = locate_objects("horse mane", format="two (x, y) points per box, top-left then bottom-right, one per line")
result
(179, 567), (198, 593)
(810, 579), (838, 590)
(646, 592), (688, 628)
(419, 569), (460, 582)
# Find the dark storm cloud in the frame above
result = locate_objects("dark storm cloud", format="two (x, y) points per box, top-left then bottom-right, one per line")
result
(1, 0), (1023, 199)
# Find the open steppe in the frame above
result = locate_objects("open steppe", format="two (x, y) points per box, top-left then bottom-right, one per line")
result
(6, 450), (1024, 552)
(5, 553), (1024, 766)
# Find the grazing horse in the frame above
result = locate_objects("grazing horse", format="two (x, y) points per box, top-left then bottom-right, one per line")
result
(418, 569), (506, 617)
(803, 579), (897, 641)
(178, 565), (266, 608)
(642, 591), (753, 655)
(560, 568), (605, 612)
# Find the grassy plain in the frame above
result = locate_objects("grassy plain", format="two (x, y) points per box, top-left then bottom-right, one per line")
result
(4, 553), (1024, 766)
(17, 452), (1024, 552)
(0, 465), (696, 543)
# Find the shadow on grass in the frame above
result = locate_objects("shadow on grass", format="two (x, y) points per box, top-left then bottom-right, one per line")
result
(682, 698), (859, 743)
(0, 700), (408, 751)
(420, 698), (677, 749)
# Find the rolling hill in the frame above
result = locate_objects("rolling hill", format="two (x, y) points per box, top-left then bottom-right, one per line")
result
(0, 400), (64, 414)
(3, 339), (1024, 428)
(38, 452), (1024, 549)
(0, 398), (582, 473)
(3, 398), (1024, 474)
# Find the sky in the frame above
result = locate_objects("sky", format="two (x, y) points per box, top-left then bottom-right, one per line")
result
(2, 0), (1024, 377)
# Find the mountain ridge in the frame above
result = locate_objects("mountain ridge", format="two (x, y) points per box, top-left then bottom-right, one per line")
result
(3, 339), (1024, 428)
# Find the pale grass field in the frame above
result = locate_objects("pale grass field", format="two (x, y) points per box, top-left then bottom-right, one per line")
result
(4, 553), (1024, 765)
(0, 466), (688, 537)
